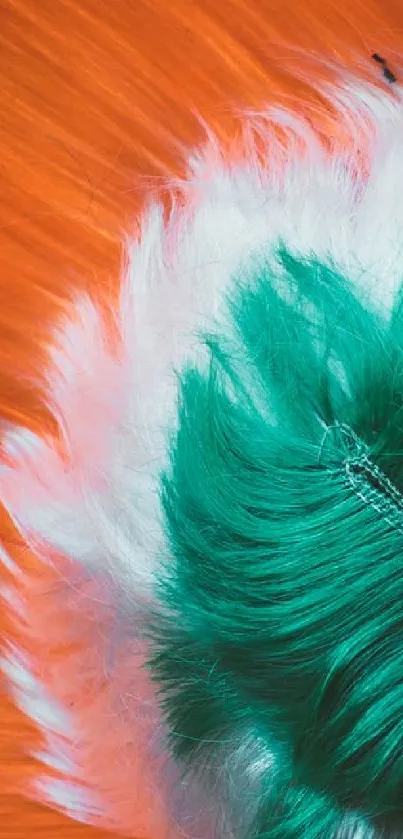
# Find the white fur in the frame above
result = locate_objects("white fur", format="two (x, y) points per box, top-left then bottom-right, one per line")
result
(1, 76), (403, 834)
(1, 647), (71, 734)
(2, 80), (403, 589)
(35, 778), (102, 822)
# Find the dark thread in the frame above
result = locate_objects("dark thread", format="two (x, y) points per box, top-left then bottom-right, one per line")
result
(371, 53), (397, 84)
(372, 53), (386, 64)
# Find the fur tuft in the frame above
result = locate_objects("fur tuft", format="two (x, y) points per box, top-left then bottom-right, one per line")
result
(2, 74), (403, 837)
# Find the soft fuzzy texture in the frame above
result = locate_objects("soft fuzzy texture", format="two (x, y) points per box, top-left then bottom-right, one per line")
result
(2, 69), (403, 839)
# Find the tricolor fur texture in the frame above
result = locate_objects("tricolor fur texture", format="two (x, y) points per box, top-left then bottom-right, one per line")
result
(2, 69), (403, 839)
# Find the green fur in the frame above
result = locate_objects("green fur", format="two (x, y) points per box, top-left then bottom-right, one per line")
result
(149, 249), (403, 839)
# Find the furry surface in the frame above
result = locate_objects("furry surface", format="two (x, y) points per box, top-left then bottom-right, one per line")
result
(1, 71), (403, 838)
(152, 248), (403, 839)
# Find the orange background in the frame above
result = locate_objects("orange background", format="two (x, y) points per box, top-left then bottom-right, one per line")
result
(0, 1), (402, 836)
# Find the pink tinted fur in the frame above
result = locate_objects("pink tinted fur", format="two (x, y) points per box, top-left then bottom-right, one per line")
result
(1, 548), (174, 835)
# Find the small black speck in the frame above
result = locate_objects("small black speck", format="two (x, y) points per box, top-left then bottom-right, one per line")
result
(372, 52), (385, 65)
(371, 52), (397, 84)
(383, 66), (397, 84)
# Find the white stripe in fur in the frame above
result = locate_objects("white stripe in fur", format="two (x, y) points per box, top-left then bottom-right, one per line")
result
(1, 75), (403, 833)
